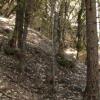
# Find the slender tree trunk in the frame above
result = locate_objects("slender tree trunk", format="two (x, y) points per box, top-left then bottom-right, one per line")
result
(23, 0), (32, 42)
(53, 12), (60, 55)
(50, 0), (57, 99)
(10, 0), (20, 48)
(83, 0), (99, 100)
(11, 0), (25, 49)
(17, 0), (25, 49)
(76, 0), (84, 59)
(58, 0), (68, 54)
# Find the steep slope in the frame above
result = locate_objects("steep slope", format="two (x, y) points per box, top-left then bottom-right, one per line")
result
(0, 16), (86, 100)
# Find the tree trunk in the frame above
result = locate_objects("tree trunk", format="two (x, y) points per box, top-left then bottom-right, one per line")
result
(11, 0), (25, 49)
(76, 0), (84, 59)
(23, 0), (32, 42)
(83, 0), (99, 100)
(17, 0), (25, 49)
(58, 0), (68, 54)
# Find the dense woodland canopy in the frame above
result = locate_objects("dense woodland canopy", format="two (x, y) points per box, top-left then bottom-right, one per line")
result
(0, 0), (100, 100)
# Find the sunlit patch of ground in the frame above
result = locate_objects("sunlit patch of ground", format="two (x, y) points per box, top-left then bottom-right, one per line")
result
(0, 17), (9, 22)
(64, 48), (77, 59)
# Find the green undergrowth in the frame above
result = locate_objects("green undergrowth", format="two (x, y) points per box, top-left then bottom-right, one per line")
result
(56, 53), (75, 68)
(3, 45), (24, 60)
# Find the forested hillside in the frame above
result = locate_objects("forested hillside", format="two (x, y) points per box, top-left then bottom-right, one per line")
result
(0, 0), (100, 100)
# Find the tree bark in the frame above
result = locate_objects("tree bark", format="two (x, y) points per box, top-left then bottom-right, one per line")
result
(76, 0), (84, 59)
(11, 0), (25, 49)
(83, 0), (99, 100)
(17, 0), (25, 49)
(23, 0), (32, 42)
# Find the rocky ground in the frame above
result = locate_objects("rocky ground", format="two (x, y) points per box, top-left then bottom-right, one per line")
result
(0, 16), (87, 100)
